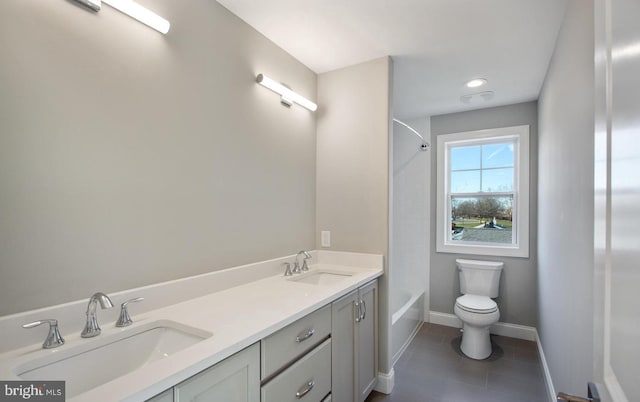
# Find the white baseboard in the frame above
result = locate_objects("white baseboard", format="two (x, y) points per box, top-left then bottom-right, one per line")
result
(491, 322), (537, 341)
(428, 311), (463, 328)
(536, 330), (556, 402)
(374, 368), (395, 394)
(428, 311), (537, 341)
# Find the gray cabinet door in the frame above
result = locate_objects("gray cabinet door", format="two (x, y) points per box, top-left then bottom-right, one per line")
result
(331, 289), (358, 402)
(175, 343), (260, 402)
(357, 281), (378, 402)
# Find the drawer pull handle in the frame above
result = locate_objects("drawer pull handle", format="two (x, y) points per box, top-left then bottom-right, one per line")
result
(295, 380), (315, 398)
(355, 301), (361, 323)
(361, 299), (367, 321)
(296, 328), (315, 343)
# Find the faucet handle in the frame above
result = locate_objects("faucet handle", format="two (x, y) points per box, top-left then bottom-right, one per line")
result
(23, 319), (65, 349)
(283, 262), (293, 276)
(116, 297), (144, 327)
(301, 251), (312, 271)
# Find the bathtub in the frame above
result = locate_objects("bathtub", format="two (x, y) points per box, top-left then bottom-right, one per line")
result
(391, 291), (424, 366)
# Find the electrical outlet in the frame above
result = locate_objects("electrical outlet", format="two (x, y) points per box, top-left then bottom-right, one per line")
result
(321, 231), (331, 248)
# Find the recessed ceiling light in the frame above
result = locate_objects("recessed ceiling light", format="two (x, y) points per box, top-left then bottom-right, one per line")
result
(466, 78), (487, 88)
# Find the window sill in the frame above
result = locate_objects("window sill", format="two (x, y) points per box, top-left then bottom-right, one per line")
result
(437, 242), (529, 258)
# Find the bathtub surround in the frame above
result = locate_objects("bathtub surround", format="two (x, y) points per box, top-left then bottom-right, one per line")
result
(0, 1), (316, 316)
(390, 116), (430, 366)
(430, 101), (539, 328)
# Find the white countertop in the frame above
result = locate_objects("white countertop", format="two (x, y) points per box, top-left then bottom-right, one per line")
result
(0, 262), (382, 401)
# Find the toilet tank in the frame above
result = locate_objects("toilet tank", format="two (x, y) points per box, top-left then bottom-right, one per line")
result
(457, 259), (503, 298)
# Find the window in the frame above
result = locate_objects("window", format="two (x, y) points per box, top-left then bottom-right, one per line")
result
(436, 125), (529, 257)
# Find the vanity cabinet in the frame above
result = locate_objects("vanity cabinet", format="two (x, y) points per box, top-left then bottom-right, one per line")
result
(331, 280), (378, 402)
(147, 342), (260, 402)
(146, 278), (377, 402)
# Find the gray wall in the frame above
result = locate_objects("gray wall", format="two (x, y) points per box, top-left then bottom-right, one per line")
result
(0, 0), (317, 315)
(316, 57), (391, 255)
(316, 57), (392, 372)
(430, 101), (538, 327)
(537, 0), (594, 395)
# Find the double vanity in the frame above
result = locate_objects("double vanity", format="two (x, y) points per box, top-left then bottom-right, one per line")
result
(0, 251), (383, 401)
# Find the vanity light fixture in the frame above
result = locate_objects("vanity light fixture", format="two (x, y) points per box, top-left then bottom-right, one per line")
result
(75, 0), (102, 11)
(73, 0), (170, 34)
(256, 74), (318, 112)
(465, 78), (487, 88)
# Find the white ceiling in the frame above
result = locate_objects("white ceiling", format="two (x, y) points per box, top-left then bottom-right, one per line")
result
(216, 0), (567, 119)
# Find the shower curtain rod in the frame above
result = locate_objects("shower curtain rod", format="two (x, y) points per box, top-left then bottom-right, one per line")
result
(393, 118), (430, 151)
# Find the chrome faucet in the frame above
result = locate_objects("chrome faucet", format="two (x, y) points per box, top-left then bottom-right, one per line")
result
(115, 297), (144, 327)
(293, 250), (312, 274)
(22, 319), (65, 349)
(81, 292), (113, 338)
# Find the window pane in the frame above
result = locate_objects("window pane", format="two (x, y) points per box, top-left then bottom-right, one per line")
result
(450, 196), (513, 244)
(482, 168), (514, 192)
(451, 170), (480, 193)
(451, 146), (480, 171)
(481, 142), (514, 169)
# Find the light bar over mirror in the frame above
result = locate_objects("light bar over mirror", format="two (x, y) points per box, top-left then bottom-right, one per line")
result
(74, 0), (170, 34)
(256, 74), (317, 112)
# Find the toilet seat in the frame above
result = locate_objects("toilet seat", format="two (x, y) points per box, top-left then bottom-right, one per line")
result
(455, 294), (498, 314)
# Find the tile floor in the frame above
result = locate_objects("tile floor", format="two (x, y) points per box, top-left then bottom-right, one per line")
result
(365, 323), (548, 402)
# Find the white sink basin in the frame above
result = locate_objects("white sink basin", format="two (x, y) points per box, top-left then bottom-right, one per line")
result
(14, 320), (211, 398)
(288, 269), (354, 285)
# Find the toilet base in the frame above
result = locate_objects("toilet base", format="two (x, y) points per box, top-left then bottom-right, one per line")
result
(460, 324), (492, 360)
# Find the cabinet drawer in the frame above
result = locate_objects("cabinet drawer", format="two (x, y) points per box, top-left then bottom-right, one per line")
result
(261, 338), (331, 402)
(261, 305), (331, 379)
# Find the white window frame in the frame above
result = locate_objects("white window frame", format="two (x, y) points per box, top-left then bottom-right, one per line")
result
(436, 125), (529, 258)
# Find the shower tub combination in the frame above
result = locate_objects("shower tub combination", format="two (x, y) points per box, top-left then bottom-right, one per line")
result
(389, 118), (429, 369)
(391, 290), (424, 366)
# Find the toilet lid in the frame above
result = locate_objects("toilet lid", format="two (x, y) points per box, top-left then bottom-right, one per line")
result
(456, 295), (498, 314)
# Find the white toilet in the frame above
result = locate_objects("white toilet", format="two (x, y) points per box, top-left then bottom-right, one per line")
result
(454, 259), (503, 360)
